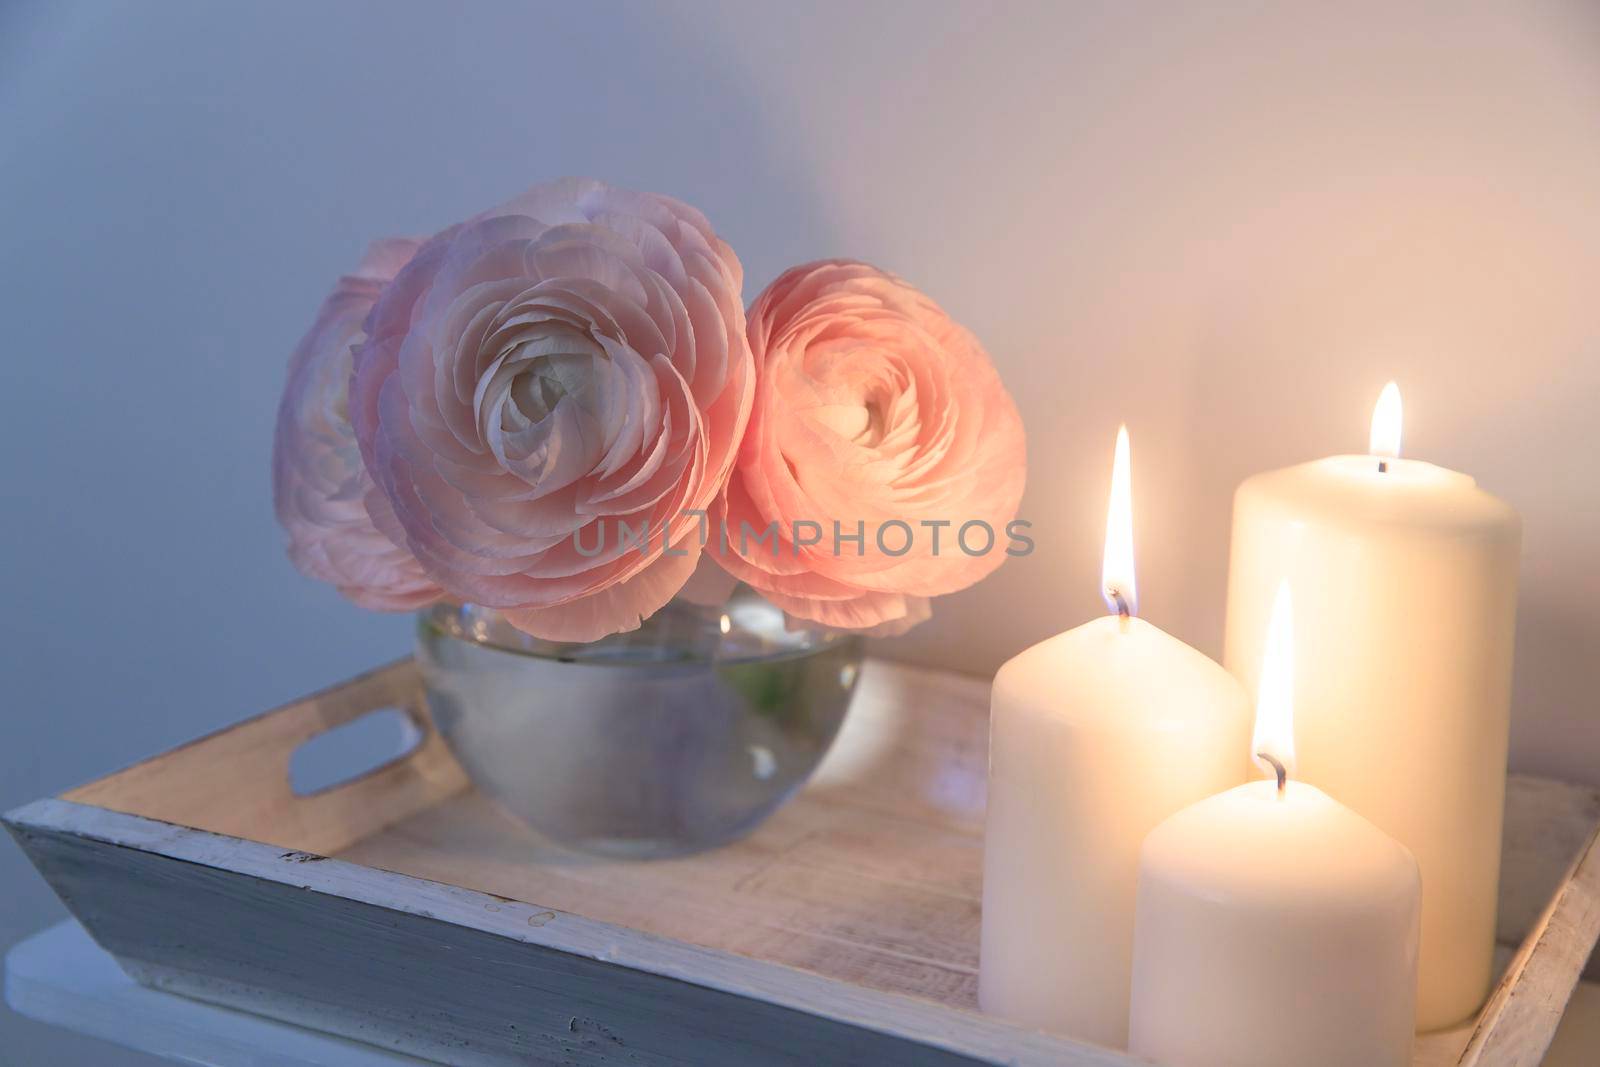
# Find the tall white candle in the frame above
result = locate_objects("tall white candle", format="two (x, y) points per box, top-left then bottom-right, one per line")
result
(1223, 383), (1520, 1029)
(980, 427), (1251, 1048)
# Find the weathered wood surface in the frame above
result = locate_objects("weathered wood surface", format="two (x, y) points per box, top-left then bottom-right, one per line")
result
(5, 798), (1123, 1067)
(1498, 776), (1600, 984)
(1457, 801), (1600, 1067)
(341, 661), (993, 1009)
(1413, 778), (1600, 1067)
(6, 920), (441, 1066)
(63, 659), (470, 855)
(9, 658), (1600, 1066)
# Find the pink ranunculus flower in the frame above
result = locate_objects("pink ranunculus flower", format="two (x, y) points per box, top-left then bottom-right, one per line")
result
(272, 239), (442, 610)
(713, 260), (1026, 633)
(351, 179), (753, 642)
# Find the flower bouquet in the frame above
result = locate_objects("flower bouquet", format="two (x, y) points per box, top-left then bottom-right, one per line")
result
(274, 179), (1026, 855)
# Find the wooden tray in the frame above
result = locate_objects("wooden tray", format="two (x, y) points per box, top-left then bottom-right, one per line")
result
(7, 659), (1598, 1066)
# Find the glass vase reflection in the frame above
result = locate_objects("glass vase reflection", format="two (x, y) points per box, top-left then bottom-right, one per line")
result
(415, 588), (863, 859)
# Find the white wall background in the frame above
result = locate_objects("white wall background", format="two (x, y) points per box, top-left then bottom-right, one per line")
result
(3, 2), (1597, 1061)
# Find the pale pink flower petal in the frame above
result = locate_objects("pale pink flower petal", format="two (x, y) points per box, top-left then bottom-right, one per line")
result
(674, 553), (740, 608)
(272, 240), (442, 610)
(352, 179), (753, 639)
(713, 260), (1025, 632)
(766, 587), (933, 636)
(501, 546), (700, 643)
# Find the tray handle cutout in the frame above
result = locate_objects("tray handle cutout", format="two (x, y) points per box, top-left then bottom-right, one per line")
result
(63, 659), (470, 854)
(288, 705), (424, 797)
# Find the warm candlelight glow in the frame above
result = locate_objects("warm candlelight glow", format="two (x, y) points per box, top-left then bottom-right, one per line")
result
(1251, 581), (1296, 781)
(1227, 379), (1520, 1028)
(1369, 381), (1403, 459)
(1101, 424), (1137, 617)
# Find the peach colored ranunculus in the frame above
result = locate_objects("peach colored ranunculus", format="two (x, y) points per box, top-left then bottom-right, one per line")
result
(351, 179), (752, 642)
(272, 239), (442, 610)
(713, 260), (1026, 633)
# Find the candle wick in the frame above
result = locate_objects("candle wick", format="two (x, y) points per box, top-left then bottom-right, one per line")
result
(1377, 459), (1389, 474)
(1256, 752), (1287, 796)
(1108, 589), (1132, 632)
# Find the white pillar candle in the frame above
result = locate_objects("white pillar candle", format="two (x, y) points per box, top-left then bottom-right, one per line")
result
(1130, 584), (1422, 1067)
(1222, 383), (1520, 1029)
(980, 427), (1251, 1048)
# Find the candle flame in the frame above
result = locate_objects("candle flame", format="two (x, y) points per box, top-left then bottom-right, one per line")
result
(1101, 425), (1137, 617)
(1252, 581), (1297, 781)
(1369, 381), (1402, 459)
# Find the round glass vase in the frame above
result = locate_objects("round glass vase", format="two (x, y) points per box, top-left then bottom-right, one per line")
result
(415, 588), (864, 859)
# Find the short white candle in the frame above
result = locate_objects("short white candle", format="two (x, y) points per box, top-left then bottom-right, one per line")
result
(980, 427), (1251, 1048)
(1223, 382), (1520, 1028)
(1130, 584), (1422, 1067)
